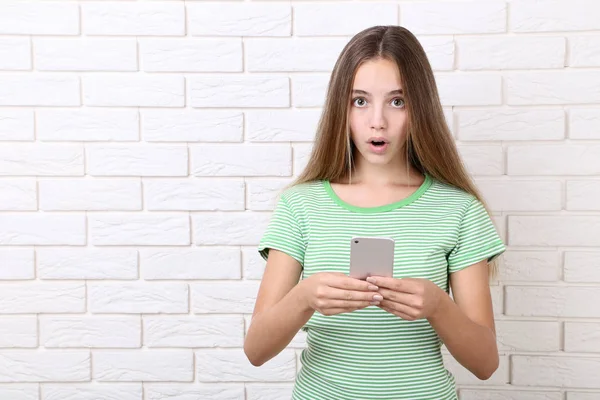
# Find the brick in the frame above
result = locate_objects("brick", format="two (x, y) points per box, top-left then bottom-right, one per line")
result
(246, 38), (345, 72)
(508, 145), (600, 175)
(401, 1), (506, 34)
(569, 36), (600, 67)
(0, 249), (35, 280)
(192, 212), (271, 246)
(37, 109), (139, 142)
(565, 322), (600, 353)
(196, 349), (296, 382)
(43, 384), (141, 400)
(0, 144), (83, 176)
(0, 179), (36, 211)
(511, 0), (600, 32)
(0, 75), (79, 106)
(0, 109), (34, 141)
(0, 351), (89, 382)
(93, 350), (192, 382)
(141, 248), (241, 280)
(89, 214), (190, 246)
(567, 181), (600, 210)
(141, 110), (243, 142)
(291, 75), (329, 108)
(39, 179), (141, 211)
(570, 108), (600, 139)
(83, 3), (184, 36)
(457, 145), (504, 176)
(144, 384), (244, 400)
(246, 179), (292, 211)
(144, 179), (244, 211)
(512, 356), (600, 388)
(0, 385), (37, 400)
(0, 317), (37, 348)
(293, 143), (314, 176)
(506, 286), (600, 317)
(0, 2), (78, 35)
(295, 3), (396, 36)
(40, 316), (141, 348)
(0, 38), (30, 70)
(0, 214), (85, 245)
(418, 36), (455, 71)
(567, 394), (600, 400)
(564, 252), (600, 282)
(460, 390), (562, 400)
(242, 247), (266, 280)
(490, 284), (502, 315)
(191, 145), (291, 177)
(436, 74), (502, 106)
(498, 251), (560, 282)
(478, 180), (561, 212)
(509, 216), (600, 247)
(246, 384), (295, 400)
(246, 110), (320, 142)
(144, 316), (243, 348)
(457, 37), (565, 70)
(87, 145), (188, 177)
(34, 38), (137, 71)
(89, 283), (188, 314)
(458, 109), (564, 141)
(191, 281), (260, 314)
(492, 216), (506, 245)
(0, 282), (84, 313)
(141, 39), (242, 72)
(37, 248), (138, 280)
(506, 71), (600, 105)
(495, 321), (560, 352)
(190, 76), (289, 108)
(83, 75), (184, 107)
(188, 3), (291, 37)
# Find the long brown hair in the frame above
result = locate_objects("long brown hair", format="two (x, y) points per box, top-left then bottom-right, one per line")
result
(291, 25), (500, 277)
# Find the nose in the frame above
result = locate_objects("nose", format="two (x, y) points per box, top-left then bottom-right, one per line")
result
(370, 104), (386, 130)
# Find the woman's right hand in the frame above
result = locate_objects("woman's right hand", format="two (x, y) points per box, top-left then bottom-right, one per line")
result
(299, 272), (383, 316)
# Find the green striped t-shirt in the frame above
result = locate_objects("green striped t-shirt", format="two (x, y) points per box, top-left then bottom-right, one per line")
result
(258, 174), (506, 400)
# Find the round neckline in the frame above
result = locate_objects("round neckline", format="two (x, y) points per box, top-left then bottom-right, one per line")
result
(323, 173), (433, 213)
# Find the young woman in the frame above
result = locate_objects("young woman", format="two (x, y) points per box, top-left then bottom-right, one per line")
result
(244, 25), (506, 400)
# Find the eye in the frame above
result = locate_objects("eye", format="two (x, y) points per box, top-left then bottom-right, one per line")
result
(352, 97), (367, 107)
(391, 98), (405, 108)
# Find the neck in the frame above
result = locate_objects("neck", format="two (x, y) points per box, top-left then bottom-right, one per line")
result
(350, 154), (422, 186)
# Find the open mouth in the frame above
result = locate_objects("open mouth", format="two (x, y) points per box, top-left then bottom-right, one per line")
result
(368, 137), (389, 147)
(368, 138), (389, 153)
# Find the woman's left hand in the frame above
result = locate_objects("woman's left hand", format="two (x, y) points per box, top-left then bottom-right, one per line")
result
(365, 276), (445, 321)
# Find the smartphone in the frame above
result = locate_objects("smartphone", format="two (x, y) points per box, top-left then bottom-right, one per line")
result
(349, 236), (395, 280)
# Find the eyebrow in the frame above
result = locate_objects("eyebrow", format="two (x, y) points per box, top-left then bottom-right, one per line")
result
(352, 89), (403, 96)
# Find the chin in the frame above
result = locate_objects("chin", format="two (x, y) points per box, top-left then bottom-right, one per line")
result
(360, 153), (395, 166)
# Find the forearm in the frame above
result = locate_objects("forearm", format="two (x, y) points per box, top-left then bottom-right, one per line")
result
(428, 291), (499, 380)
(244, 281), (314, 366)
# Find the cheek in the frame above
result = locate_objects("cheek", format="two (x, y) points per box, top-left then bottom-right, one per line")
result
(390, 114), (408, 137)
(348, 112), (363, 138)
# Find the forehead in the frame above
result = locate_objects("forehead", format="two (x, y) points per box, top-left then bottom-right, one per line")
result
(352, 58), (403, 92)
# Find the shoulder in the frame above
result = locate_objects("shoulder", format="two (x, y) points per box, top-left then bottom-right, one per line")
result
(424, 176), (478, 211)
(277, 180), (326, 209)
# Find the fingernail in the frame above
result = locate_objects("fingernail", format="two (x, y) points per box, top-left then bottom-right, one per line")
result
(366, 277), (376, 283)
(368, 285), (379, 291)
(373, 294), (383, 301)
(370, 301), (380, 305)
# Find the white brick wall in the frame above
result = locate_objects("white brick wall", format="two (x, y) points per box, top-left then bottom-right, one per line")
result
(0, 0), (597, 398)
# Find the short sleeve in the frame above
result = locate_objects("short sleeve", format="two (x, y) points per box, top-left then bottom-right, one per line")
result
(258, 195), (305, 266)
(447, 198), (506, 273)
